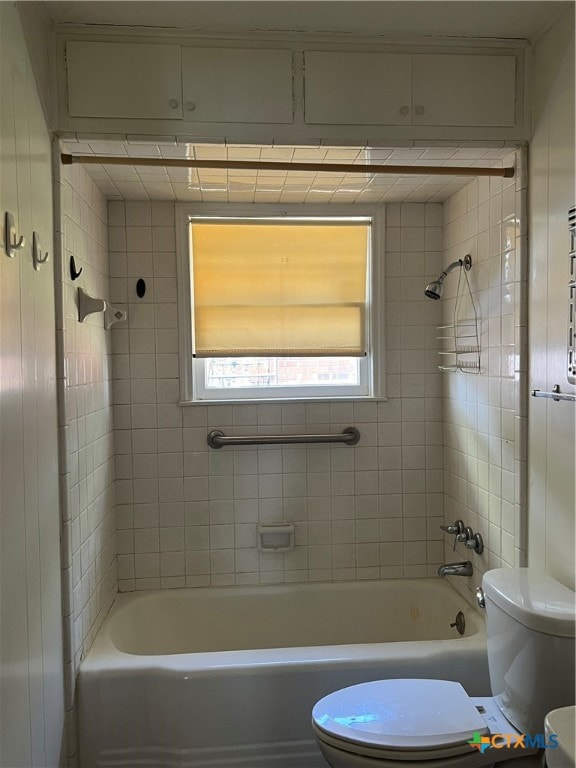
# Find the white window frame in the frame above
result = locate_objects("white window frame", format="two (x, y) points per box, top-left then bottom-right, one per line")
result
(175, 203), (385, 404)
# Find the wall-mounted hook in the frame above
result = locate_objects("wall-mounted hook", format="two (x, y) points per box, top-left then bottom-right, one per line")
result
(70, 255), (83, 281)
(4, 211), (26, 258)
(32, 231), (49, 271)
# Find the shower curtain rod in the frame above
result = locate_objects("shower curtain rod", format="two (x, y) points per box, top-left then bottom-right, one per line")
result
(60, 153), (514, 178)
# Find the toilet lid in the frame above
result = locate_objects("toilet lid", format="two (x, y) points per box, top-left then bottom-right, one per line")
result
(312, 679), (489, 751)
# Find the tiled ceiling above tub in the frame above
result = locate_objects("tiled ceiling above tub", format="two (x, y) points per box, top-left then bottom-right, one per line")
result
(59, 138), (515, 204)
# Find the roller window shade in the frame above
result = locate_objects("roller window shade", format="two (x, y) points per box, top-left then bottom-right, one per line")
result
(190, 220), (369, 357)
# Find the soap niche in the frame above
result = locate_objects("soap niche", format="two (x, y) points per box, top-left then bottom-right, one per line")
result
(257, 523), (295, 552)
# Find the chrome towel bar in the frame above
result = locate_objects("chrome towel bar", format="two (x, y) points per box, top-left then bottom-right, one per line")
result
(207, 427), (360, 449)
(531, 386), (576, 402)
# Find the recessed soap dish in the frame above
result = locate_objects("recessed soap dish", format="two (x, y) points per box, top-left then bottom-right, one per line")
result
(257, 523), (294, 552)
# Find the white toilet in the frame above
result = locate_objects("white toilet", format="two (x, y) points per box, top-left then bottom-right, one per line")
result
(312, 568), (575, 768)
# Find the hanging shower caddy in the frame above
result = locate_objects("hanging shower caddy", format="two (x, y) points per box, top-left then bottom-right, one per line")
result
(436, 255), (480, 373)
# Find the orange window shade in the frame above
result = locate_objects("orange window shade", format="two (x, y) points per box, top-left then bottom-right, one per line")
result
(190, 221), (369, 357)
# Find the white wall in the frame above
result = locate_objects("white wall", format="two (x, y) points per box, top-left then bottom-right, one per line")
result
(16, 1), (53, 127)
(0, 3), (65, 765)
(109, 200), (447, 590)
(528, 7), (576, 590)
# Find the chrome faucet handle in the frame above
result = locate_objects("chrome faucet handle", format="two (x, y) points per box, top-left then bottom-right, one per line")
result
(440, 520), (464, 534)
(454, 523), (469, 551)
(440, 524), (455, 533)
(440, 520), (466, 550)
(465, 532), (484, 555)
(440, 521), (461, 535)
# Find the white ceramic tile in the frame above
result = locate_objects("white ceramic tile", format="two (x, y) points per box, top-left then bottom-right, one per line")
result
(57, 162), (117, 733)
(125, 201), (152, 226)
(71, 141), (512, 204)
(126, 226), (152, 251)
(441, 153), (526, 603)
(107, 163), (525, 591)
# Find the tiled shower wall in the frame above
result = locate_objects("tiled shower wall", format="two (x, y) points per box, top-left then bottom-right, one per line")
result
(441, 150), (527, 601)
(55, 160), (116, 755)
(109, 201), (448, 591)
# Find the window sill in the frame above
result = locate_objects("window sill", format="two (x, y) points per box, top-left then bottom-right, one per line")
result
(178, 395), (387, 406)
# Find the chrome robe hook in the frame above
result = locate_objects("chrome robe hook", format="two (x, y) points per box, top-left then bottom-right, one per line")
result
(4, 211), (26, 258)
(32, 231), (49, 271)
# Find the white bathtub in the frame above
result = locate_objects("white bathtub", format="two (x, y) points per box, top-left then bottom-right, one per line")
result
(79, 579), (489, 768)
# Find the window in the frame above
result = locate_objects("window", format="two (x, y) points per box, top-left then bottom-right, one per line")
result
(176, 204), (384, 402)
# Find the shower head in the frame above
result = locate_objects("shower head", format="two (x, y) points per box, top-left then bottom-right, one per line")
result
(424, 255), (472, 300)
(424, 279), (444, 300)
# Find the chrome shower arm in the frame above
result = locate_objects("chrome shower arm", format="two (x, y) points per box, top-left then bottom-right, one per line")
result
(438, 259), (464, 279)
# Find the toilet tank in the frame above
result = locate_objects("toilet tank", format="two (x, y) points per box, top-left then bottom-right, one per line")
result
(483, 568), (575, 735)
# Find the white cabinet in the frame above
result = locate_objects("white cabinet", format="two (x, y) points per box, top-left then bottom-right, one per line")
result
(66, 41), (182, 119)
(58, 36), (525, 141)
(304, 51), (412, 125)
(304, 50), (516, 128)
(182, 47), (293, 123)
(412, 54), (516, 127)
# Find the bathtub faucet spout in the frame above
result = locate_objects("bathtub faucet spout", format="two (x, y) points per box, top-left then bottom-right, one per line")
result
(438, 561), (473, 577)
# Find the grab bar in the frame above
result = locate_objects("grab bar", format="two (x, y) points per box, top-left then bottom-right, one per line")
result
(532, 387), (576, 402)
(207, 427), (360, 449)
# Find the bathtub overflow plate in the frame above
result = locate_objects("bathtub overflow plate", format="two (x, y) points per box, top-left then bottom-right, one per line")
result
(450, 611), (466, 635)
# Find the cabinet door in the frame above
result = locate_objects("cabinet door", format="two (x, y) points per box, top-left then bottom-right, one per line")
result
(66, 41), (182, 119)
(412, 54), (516, 127)
(304, 51), (411, 125)
(182, 47), (293, 123)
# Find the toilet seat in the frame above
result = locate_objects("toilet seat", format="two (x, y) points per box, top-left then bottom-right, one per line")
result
(312, 679), (489, 761)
